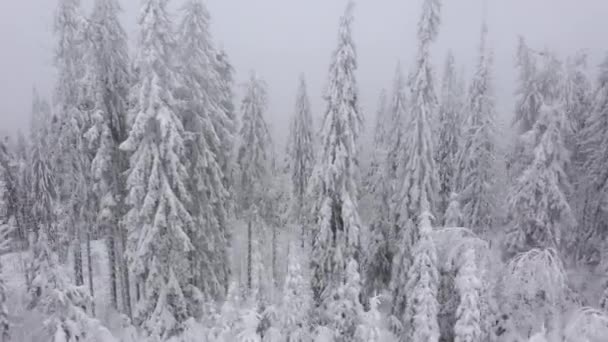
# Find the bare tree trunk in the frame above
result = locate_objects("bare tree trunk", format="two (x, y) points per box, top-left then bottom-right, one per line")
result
(74, 223), (84, 286)
(247, 217), (252, 291)
(86, 227), (95, 316)
(107, 226), (118, 310)
(272, 224), (277, 289)
(118, 223), (132, 318)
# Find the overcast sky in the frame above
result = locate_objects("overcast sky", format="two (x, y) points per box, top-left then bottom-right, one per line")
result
(0, 0), (607, 146)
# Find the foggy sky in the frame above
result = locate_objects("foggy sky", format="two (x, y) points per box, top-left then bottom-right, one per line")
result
(0, 0), (607, 147)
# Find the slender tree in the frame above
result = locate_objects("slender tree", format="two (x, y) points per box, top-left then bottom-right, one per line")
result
(236, 73), (272, 295)
(436, 52), (464, 223)
(365, 88), (394, 294)
(286, 74), (315, 245)
(457, 22), (497, 235)
(120, 0), (193, 337)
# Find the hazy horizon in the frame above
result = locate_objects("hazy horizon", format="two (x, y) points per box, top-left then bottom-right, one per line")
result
(1, 0), (606, 146)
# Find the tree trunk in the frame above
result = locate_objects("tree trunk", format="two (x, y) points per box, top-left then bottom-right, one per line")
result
(107, 226), (118, 310)
(74, 223), (84, 286)
(247, 217), (252, 291)
(86, 227), (95, 316)
(272, 224), (277, 289)
(118, 223), (132, 318)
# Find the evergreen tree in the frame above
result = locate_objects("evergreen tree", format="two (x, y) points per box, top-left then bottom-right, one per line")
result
(236, 73), (272, 295)
(402, 212), (440, 342)
(506, 100), (575, 253)
(53, 0), (97, 290)
(365, 88), (393, 294)
(177, 0), (231, 301)
(457, 23), (497, 235)
(509, 37), (542, 183)
(84, 0), (131, 314)
(436, 52), (463, 222)
(386, 62), (409, 182)
(286, 74), (315, 244)
(310, 1), (363, 309)
(120, 0), (193, 337)
(576, 54), (608, 264)
(214, 48), (238, 194)
(453, 249), (482, 342)
(391, 0), (441, 322)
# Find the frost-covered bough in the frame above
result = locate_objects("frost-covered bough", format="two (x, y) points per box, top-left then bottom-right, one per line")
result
(457, 21), (497, 236)
(83, 0), (131, 315)
(176, 0), (231, 301)
(391, 0), (441, 326)
(236, 73), (272, 299)
(563, 307), (608, 342)
(436, 52), (464, 223)
(120, 0), (195, 337)
(501, 248), (567, 339)
(286, 74), (315, 246)
(309, 3), (363, 334)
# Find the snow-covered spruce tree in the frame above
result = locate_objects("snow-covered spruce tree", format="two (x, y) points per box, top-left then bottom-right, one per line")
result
(576, 54), (608, 264)
(53, 0), (93, 283)
(436, 51), (464, 223)
(309, 1), (363, 317)
(506, 95), (575, 254)
(237, 73), (272, 296)
(453, 248), (482, 342)
(214, 47), (238, 195)
(457, 22), (497, 235)
(391, 0), (441, 323)
(176, 0), (231, 301)
(120, 0), (194, 337)
(386, 62), (409, 181)
(402, 211), (440, 342)
(364, 88), (394, 295)
(508, 37), (542, 182)
(286, 74), (315, 244)
(83, 0), (131, 314)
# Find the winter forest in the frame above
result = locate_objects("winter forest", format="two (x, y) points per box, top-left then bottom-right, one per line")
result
(1, 0), (608, 341)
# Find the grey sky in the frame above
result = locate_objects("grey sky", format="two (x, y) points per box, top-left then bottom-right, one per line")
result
(0, 0), (607, 147)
